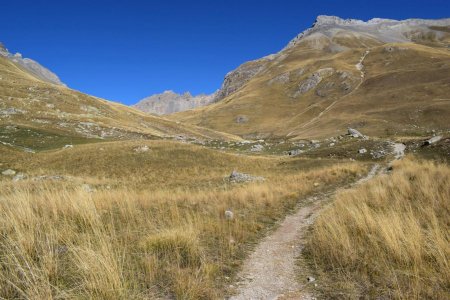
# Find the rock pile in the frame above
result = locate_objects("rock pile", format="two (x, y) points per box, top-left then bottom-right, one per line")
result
(228, 171), (265, 183)
(348, 128), (368, 139)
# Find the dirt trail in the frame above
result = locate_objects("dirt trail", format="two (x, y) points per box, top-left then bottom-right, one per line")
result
(229, 164), (381, 300)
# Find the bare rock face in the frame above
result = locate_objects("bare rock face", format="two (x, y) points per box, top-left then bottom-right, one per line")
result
(0, 42), (65, 86)
(133, 90), (216, 115)
(215, 59), (271, 101)
(292, 68), (335, 97)
(285, 15), (450, 50)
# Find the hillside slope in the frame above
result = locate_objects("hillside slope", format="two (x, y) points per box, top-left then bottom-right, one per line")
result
(0, 42), (65, 86)
(171, 16), (450, 139)
(0, 53), (239, 152)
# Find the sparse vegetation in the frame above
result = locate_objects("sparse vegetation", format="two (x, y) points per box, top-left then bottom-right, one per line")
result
(305, 157), (450, 299)
(1, 14), (449, 300)
(0, 140), (363, 299)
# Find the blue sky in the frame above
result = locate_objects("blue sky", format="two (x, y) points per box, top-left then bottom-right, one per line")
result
(1, 0), (448, 105)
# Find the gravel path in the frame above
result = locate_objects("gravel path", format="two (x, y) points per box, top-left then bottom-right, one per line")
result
(229, 164), (381, 300)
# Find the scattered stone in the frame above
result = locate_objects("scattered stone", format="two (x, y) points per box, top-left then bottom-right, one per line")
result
(2, 169), (16, 176)
(0, 108), (27, 116)
(82, 184), (94, 193)
(225, 210), (234, 220)
(371, 149), (387, 159)
(229, 170), (265, 183)
(313, 182), (320, 187)
(235, 115), (249, 124)
(34, 175), (66, 181)
(288, 149), (303, 156)
(56, 245), (68, 255)
(133, 145), (150, 153)
(250, 144), (264, 152)
(329, 142), (335, 147)
(392, 143), (406, 159)
(422, 135), (442, 146)
(12, 173), (27, 182)
(348, 128), (367, 139)
(358, 148), (367, 154)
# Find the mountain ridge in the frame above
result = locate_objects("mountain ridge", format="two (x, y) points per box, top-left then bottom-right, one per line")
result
(169, 15), (450, 139)
(0, 42), (65, 86)
(135, 15), (450, 116)
(133, 90), (216, 115)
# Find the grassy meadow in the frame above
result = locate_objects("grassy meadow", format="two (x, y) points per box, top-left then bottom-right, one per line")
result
(0, 140), (365, 299)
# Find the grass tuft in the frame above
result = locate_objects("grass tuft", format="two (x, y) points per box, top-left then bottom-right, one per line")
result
(306, 157), (450, 299)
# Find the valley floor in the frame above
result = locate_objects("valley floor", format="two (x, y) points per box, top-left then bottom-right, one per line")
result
(0, 136), (448, 299)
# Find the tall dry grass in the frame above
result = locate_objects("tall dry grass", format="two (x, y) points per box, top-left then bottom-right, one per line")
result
(0, 163), (362, 299)
(306, 158), (450, 299)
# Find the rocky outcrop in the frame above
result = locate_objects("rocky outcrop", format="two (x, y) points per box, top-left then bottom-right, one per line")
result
(422, 135), (443, 146)
(284, 15), (450, 50)
(0, 42), (65, 86)
(348, 128), (367, 139)
(292, 68), (335, 97)
(215, 58), (272, 101)
(133, 90), (216, 115)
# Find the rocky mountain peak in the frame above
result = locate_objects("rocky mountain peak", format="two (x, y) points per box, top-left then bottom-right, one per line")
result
(285, 15), (450, 50)
(133, 90), (217, 115)
(313, 15), (367, 26)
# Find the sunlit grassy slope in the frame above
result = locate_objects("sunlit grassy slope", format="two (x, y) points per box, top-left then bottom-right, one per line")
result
(306, 157), (450, 299)
(171, 40), (450, 140)
(0, 56), (240, 146)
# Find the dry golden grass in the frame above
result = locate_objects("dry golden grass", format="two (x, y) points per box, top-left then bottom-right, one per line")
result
(0, 56), (240, 142)
(0, 161), (363, 299)
(171, 42), (450, 140)
(306, 157), (450, 299)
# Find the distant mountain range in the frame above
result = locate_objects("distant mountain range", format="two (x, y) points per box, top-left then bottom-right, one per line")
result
(133, 90), (217, 115)
(0, 42), (238, 152)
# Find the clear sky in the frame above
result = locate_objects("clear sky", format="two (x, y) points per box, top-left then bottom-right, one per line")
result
(1, 0), (448, 105)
